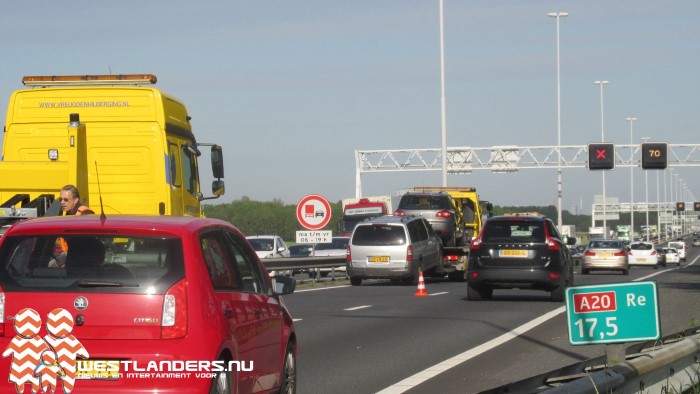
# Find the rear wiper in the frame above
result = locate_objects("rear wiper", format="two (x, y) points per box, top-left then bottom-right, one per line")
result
(77, 280), (139, 288)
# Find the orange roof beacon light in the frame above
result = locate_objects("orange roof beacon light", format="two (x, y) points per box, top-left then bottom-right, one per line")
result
(22, 74), (158, 86)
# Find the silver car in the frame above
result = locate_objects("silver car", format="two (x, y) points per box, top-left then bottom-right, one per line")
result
(393, 191), (458, 247)
(581, 239), (629, 275)
(347, 216), (443, 286)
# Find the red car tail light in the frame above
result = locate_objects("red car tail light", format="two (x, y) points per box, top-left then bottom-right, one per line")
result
(346, 246), (351, 262)
(435, 210), (452, 218)
(548, 272), (561, 280)
(584, 251), (595, 256)
(651, 250), (657, 255)
(470, 235), (482, 250)
(614, 251), (626, 256)
(546, 237), (560, 251)
(393, 210), (406, 216)
(444, 255), (459, 262)
(161, 279), (188, 339)
(406, 245), (413, 262)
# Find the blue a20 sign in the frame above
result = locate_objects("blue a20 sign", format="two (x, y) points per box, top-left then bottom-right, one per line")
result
(566, 282), (660, 345)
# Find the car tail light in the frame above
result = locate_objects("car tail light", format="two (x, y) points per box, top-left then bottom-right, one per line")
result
(346, 246), (351, 263)
(406, 245), (413, 262)
(394, 210), (406, 216)
(444, 255), (459, 262)
(469, 272), (478, 279)
(470, 235), (482, 250)
(546, 237), (560, 251)
(161, 279), (188, 339)
(548, 272), (561, 280)
(435, 210), (452, 218)
(584, 251), (595, 256)
(651, 250), (657, 255)
(614, 251), (626, 257)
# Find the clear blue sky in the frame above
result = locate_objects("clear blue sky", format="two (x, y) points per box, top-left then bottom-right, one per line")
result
(1, 1), (698, 216)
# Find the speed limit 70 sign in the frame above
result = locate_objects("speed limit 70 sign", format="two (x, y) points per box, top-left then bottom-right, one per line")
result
(566, 282), (660, 345)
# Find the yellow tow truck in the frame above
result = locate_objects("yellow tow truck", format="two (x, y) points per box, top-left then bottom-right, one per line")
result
(0, 74), (225, 232)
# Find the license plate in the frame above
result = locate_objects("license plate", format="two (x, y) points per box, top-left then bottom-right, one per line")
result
(499, 250), (527, 257)
(637, 258), (646, 262)
(369, 256), (390, 263)
(76, 359), (121, 380)
(599, 253), (613, 258)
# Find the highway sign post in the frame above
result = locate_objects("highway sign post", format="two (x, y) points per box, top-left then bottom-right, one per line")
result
(566, 282), (660, 345)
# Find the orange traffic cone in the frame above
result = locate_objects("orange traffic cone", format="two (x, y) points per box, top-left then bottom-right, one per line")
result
(414, 269), (428, 296)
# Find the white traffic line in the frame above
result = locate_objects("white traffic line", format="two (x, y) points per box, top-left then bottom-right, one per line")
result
(429, 292), (449, 296)
(377, 254), (700, 394)
(295, 284), (351, 292)
(345, 305), (372, 311)
(293, 319), (303, 322)
(377, 306), (566, 394)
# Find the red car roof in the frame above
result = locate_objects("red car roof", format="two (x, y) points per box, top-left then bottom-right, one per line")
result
(2, 215), (237, 237)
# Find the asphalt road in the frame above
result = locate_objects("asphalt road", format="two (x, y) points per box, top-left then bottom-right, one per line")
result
(284, 242), (700, 394)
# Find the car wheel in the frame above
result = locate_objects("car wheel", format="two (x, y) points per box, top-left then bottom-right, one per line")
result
(279, 342), (297, 394)
(209, 367), (233, 394)
(622, 269), (629, 275)
(350, 277), (362, 286)
(467, 282), (483, 301)
(551, 277), (565, 302)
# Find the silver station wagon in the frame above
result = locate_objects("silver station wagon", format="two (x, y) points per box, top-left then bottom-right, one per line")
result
(346, 216), (443, 286)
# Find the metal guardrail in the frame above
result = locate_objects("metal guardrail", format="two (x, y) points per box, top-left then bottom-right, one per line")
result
(481, 327), (700, 393)
(260, 256), (346, 271)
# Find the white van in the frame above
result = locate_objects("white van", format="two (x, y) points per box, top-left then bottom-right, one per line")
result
(668, 241), (687, 262)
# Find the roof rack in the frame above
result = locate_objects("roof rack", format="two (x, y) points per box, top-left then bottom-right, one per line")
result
(22, 74), (157, 87)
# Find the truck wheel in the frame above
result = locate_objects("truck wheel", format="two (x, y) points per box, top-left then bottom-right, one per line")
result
(350, 277), (362, 286)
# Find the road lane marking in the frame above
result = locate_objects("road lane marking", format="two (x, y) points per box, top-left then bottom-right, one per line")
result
(429, 292), (449, 296)
(295, 285), (351, 292)
(345, 305), (372, 311)
(293, 319), (303, 322)
(376, 307), (566, 394)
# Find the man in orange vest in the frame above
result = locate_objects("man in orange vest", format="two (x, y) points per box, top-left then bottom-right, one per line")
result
(59, 184), (95, 216)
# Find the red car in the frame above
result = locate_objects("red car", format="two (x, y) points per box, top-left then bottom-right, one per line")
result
(0, 215), (296, 393)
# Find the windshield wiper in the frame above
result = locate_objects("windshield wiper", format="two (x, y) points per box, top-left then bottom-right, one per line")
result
(77, 280), (139, 288)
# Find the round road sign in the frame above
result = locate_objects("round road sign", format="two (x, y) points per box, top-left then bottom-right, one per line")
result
(296, 194), (332, 230)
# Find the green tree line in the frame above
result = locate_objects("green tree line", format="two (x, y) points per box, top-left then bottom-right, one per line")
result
(204, 198), (596, 241)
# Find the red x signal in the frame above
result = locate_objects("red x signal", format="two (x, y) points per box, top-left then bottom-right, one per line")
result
(596, 149), (607, 159)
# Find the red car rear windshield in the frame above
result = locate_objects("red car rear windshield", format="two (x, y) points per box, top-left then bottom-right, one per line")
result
(0, 235), (184, 294)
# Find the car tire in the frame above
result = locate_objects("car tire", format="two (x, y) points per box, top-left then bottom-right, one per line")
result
(350, 277), (362, 286)
(279, 342), (297, 394)
(209, 366), (233, 394)
(622, 269), (629, 275)
(467, 282), (483, 301)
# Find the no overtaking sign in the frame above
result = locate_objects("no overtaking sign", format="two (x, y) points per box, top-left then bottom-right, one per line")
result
(296, 194), (332, 230)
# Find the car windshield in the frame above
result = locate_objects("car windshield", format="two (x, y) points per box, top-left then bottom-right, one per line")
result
(399, 195), (447, 210)
(352, 225), (406, 246)
(482, 221), (545, 242)
(631, 243), (653, 250)
(588, 241), (622, 249)
(248, 238), (274, 251)
(0, 235), (183, 293)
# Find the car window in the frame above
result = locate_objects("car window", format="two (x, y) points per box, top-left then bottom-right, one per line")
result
(399, 195), (448, 210)
(0, 235), (184, 293)
(353, 225), (406, 246)
(415, 220), (428, 241)
(631, 243), (653, 251)
(482, 221), (545, 242)
(201, 233), (239, 289)
(225, 231), (267, 295)
(248, 238), (274, 252)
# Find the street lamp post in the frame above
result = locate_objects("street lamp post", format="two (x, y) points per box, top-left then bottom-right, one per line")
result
(595, 80), (609, 234)
(626, 117), (637, 240)
(642, 137), (650, 241)
(548, 11), (568, 231)
(439, 0), (448, 187)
